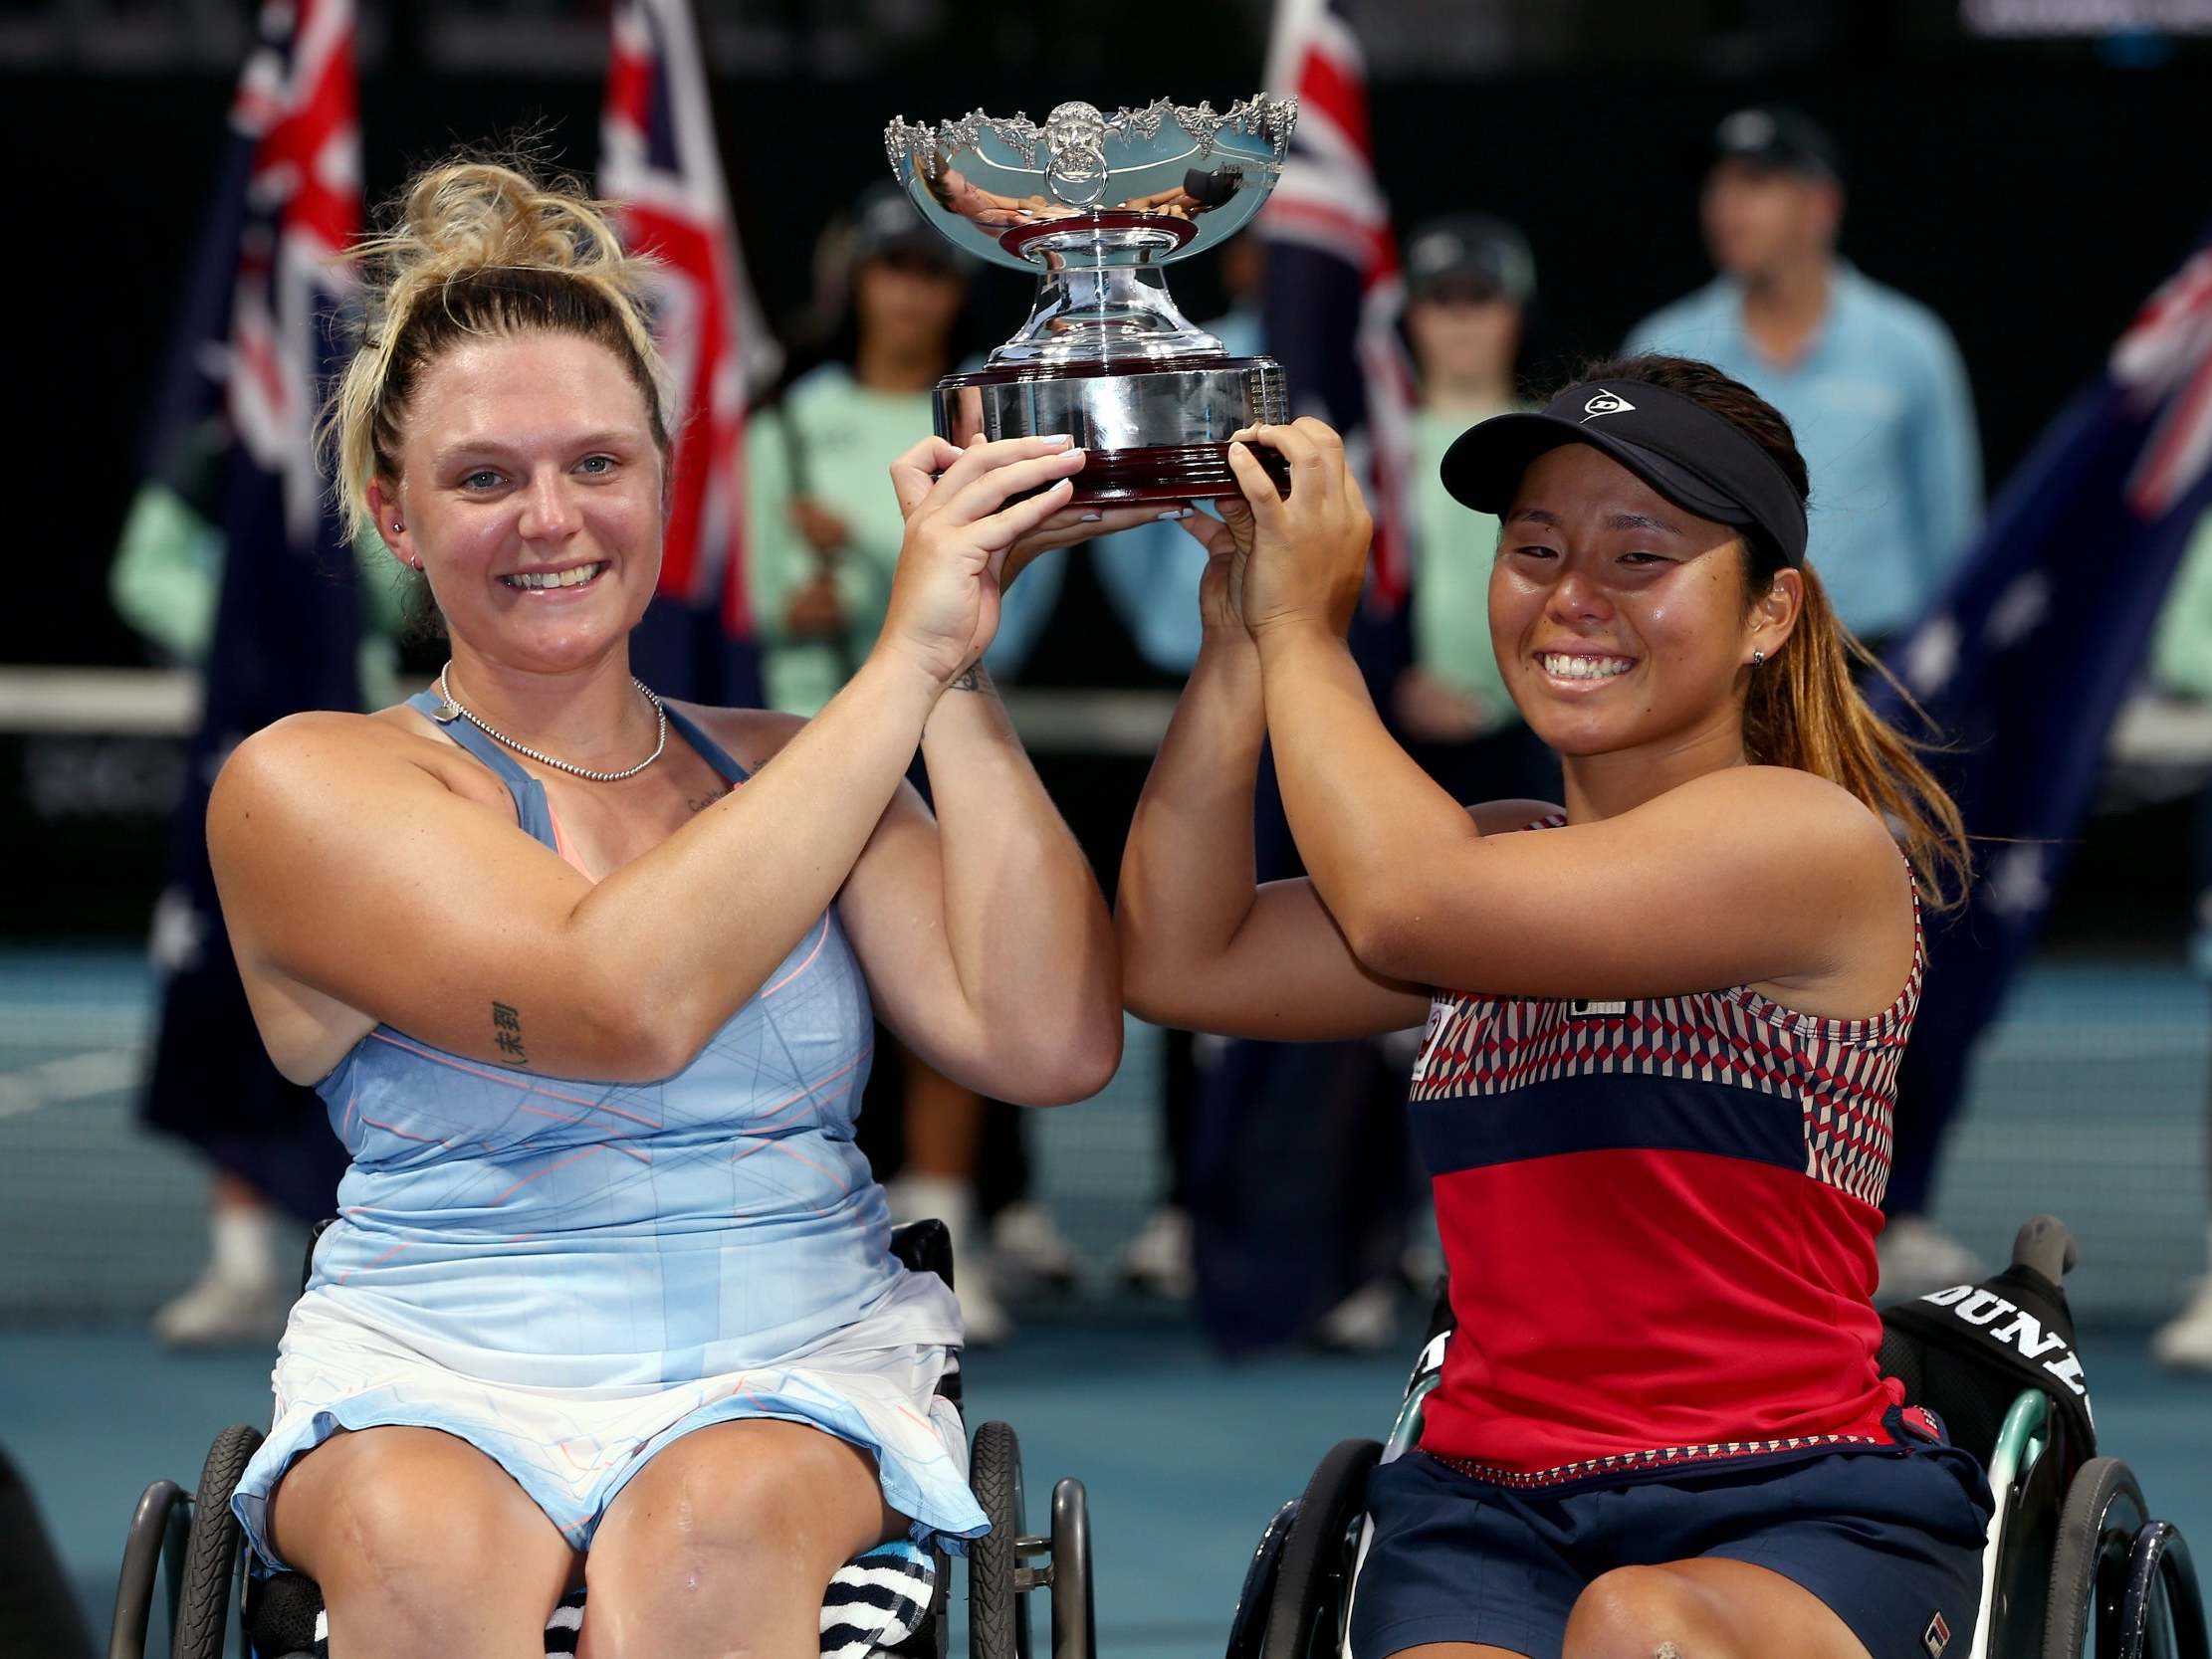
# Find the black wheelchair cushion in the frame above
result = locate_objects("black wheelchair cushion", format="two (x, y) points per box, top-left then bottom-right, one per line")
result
(1880, 1257), (2096, 1468)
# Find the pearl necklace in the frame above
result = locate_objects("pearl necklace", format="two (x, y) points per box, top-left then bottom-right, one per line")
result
(432, 661), (667, 783)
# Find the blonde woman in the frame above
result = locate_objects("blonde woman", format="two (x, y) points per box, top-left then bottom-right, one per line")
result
(213, 159), (1122, 1659)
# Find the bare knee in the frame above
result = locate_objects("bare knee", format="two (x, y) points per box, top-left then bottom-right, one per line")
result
(584, 1423), (889, 1645)
(601, 1446), (828, 1587)
(274, 1431), (569, 1645)
(1564, 1566), (1720, 1659)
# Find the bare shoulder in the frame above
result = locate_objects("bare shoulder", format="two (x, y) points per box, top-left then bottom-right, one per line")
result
(215, 708), (406, 800)
(209, 705), (514, 850)
(1465, 797), (1567, 836)
(671, 702), (808, 774)
(1660, 766), (1912, 905)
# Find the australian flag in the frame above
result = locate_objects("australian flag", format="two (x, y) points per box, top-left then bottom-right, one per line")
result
(1258, 0), (1417, 614)
(1876, 231), (2212, 1215)
(134, 0), (362, 1220)
(601, 0), (779, 706)
(1189, 0), (1428, 1354)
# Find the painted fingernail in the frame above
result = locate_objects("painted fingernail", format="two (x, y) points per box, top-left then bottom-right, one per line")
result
(1046, 433), (1074, 448)
(1157, 508), (1194, 520)
(1079, 511), (1102, 522)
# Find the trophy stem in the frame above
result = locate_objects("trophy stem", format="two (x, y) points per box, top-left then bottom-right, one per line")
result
(990, 263), (1222, 369)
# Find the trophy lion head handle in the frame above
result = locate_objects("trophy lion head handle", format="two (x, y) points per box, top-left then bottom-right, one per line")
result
(1041, 102), (1111, 209)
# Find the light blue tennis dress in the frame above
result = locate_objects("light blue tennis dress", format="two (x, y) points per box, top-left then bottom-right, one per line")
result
(231, 693), (987, 1567)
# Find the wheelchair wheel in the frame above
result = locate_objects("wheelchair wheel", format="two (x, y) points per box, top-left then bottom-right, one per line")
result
(969, 1421), (1029, 1659)
(108, 1480), (189, 1659)
(2116, 1522), (2210, 1659)
(1046, 1476), (1095, 1659)
(174, 1425), (262, 1659)
(1225, 1500), (1298, 1659)
(2046, 1457), (2151, 1659)
(1260, 1439), (1381, 1659)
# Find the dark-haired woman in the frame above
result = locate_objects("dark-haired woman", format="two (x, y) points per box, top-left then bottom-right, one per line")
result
(1119, 357), (1992, 1659)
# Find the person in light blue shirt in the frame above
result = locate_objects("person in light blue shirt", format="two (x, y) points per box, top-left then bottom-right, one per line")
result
(1623, 106), (1983, 648)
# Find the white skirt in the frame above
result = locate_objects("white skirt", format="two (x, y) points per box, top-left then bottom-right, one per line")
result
(231, 1284), (988, 1570)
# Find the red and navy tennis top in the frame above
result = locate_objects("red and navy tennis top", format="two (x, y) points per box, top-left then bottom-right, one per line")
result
(1408, 814), (1922, 1488)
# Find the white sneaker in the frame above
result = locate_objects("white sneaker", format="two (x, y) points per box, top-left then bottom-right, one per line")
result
(991, 1201), (1082, 1296)
(151, 1264), (292, 1348)
(1401, 1205), (1445, 1292)
(1117, 1205), (1196, 1301)
(884, 1174), (1011, 1347)
(2151, 1278), (2212, 1371)
(1315, 1278), (1401, 1354)
(1877, 1215), (1983, 1305)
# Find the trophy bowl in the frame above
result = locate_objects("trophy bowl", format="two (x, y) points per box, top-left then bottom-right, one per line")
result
(885, 96), (1297, 505)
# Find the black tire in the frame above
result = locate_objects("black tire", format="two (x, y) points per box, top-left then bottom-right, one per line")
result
(969, 1421), (1028, 1659)
(2046, 1457), (2151, 1659)
(174, 1425), (264, 1659)
(1259, 1440), (1382, 1659)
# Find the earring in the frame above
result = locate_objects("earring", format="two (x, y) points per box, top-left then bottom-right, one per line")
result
(391, 520), (403, 532)
(1751, 649), (1767, 667)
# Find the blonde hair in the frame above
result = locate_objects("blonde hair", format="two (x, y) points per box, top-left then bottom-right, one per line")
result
(325, 155), (672, 552)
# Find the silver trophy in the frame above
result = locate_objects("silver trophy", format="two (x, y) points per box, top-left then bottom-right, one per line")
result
(884, 96), (1296, 504)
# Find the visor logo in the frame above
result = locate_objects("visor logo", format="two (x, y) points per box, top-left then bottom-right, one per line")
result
(1582, 389), (1637, 421)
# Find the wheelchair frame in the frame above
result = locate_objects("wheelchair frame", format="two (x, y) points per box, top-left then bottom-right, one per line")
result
(108, 1220), (1094, 1659)
(1227, 1284), (2209, 1659)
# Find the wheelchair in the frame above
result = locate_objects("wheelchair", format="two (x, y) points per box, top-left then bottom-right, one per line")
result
(109, 1220), (1093, 1659)
(1227, 1217), (2209, 1659)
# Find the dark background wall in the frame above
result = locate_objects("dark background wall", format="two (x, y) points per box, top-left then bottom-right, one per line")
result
(11, 48), (2209, 667)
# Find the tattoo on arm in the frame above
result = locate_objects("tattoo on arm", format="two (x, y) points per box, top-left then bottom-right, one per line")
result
(948, 663), (991, 693)
(491, 1000), (529, 1068)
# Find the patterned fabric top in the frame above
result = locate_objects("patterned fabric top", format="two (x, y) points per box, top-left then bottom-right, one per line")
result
(303, 694), (963, 1388)
(1409, 812), (1926, 1486)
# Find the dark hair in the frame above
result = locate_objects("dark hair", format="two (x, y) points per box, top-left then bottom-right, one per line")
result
(1569, 352), (1969, 906)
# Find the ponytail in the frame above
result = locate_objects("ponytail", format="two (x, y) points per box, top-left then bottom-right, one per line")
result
(1743, 562), (1969, 907)
(1577, 353), (1971, 907)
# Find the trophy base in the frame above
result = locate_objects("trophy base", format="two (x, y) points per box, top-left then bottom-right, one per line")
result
(936, 354), (1292, 507)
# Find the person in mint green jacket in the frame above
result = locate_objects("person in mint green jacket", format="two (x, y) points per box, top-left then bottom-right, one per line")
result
(110, 445), (406, 1349)
(1394, 214), (1553, 810)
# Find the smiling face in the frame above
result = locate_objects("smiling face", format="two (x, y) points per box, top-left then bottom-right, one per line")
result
(1488, 443), (1795, 763)
(371, 330), (665, 674)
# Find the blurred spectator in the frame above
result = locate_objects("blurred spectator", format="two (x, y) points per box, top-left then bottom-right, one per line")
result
(1626, 106), (1986, 1298)
(992, 240), (1259, 1307)
(1393, 213), (1551, 803)
(2148, 508), (2212, 1370)
(1623, 106), (1983, 656)
(744, 184), (1023, 1341)
(747, 184), (972, 717)
(109, 448), (405, 1348)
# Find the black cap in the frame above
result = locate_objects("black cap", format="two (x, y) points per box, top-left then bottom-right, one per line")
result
(1404, 213), (1536, 305)
(1439, 378), (1809, 567)
(1712, 106), (1843, 185)
(848, 181), (964, 272)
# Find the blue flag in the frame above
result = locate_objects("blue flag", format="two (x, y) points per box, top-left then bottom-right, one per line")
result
(1874, 230), (2212, 1215)
(135, 0), (363, 1222)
